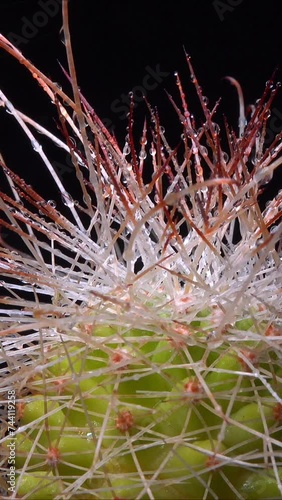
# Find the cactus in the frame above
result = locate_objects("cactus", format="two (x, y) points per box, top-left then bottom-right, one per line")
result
(0, 3), (282, 499)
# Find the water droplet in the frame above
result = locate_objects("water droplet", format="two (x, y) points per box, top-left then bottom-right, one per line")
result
(265, 80), (273, 88)
(47, 200), (56, 208)
(238, 117), (247, 129)
(31, 140), (42, 153)
(69, 137), (76, 147)
(140, 137), (147, 146)
(222, 152), (229, 163)
(211, 122), (220, 134)
(139, 150), (147, 160)
(61, 192), (74, 208)
(270, 147), (279, 157)
(60, 28), (66, 45)
(123, 144), (130, 156)
(54, 82), (62, 91)
(202, 96), (209, 105)
(200, 146), (208, 156)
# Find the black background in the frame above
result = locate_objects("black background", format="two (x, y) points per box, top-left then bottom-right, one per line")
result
(0, 0), (282, 202)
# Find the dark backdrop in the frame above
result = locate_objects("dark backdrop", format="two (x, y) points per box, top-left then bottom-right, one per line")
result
(0, 0), (282, 204)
